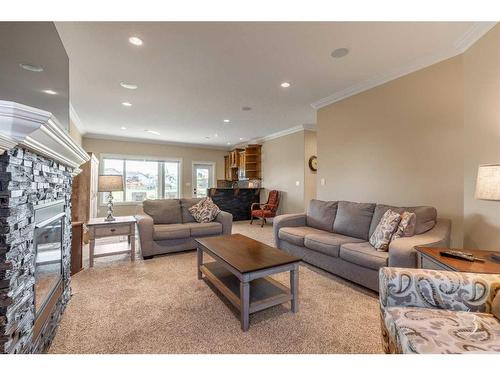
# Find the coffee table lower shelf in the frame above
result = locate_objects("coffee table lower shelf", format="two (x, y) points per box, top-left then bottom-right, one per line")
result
(200, 262), (292, 315)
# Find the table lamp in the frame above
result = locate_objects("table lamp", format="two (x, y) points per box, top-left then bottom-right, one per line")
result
(98, 175), (124, 222)
(475, 164), (500, 262)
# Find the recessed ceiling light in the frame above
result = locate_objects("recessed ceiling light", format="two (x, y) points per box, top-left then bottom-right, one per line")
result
(120, 82), (138, 90)
(145, 130), (160, 135)
(227, 142), (231, 145)
(214, 133), (219, 138)
(19, 63), (44, 72)
(331, 48), (349, 58)
(129, 36), (143, 46)
(239, 137), (244, 141)
(280, 82), (291, 88)
(42, 89), (57, 95)
(122, 102), (132, 107)
(241, 106), (252, 111)
(120, 126), (127, 130)
(223, 119), (230, 123)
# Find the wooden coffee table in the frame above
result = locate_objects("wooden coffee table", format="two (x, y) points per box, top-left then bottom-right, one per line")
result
(195, 234), (300, 331)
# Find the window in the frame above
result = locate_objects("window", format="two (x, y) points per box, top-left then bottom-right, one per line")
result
(164, 162), (179, 199)
(102, 158), (124, 202)
(100, 156), (181, 204)
(125, 160), (159, 201)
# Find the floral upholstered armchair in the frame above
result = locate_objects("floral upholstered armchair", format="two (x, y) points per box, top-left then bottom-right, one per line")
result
(379, 267), (500, 354)
(250, 190), (280, 227)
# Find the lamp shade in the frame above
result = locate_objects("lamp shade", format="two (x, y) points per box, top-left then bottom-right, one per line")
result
(475, 164), (500, 201)
(98, 175), (124, 192)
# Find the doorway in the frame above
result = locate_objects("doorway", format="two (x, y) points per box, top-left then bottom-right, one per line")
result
(192, 162), (215, 198)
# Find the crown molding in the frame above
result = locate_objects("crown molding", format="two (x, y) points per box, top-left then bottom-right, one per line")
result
(454, 22), (497, 52)
(83, 132), (231, 151)
(233, 124), (316, 148)
(69, 102), (86, 134)
(0, 101), (90, 171)
(0, 133), (18, 155)
(311, 22), (498, 110)
(261, 124), (316, 142)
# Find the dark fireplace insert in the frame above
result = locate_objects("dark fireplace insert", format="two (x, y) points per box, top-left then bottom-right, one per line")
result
(33, 200), (65, 338)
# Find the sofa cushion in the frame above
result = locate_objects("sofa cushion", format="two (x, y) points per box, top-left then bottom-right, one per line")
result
(153, 223), (190, 240)
(306, 200), (338, 232)
(333, 201), (376, 240)
(304, 233), (364, 257)
(384, 307), (500, 354)
(369, 204), (437, 237)
(143, 199), (182, 224)
(339, 242), (388, 270)
(188, 222), (223, 237)
(278, 226), (329, 247)
(180, 198), (203, 223)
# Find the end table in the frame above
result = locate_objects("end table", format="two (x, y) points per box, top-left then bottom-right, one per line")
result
(416, 246), (500, 274)
(87, 216), (137, 267)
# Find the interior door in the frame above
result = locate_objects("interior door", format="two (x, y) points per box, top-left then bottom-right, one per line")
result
(192, 163), (214, 198)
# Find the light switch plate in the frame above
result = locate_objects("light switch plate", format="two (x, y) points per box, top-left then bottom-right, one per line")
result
(320, 178), (326, 186)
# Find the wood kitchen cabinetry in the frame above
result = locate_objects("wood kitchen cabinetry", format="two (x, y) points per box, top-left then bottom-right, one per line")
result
(223, 145), (261, 181)
(229, 149), (243, 168)
(244, 144), (261, 180)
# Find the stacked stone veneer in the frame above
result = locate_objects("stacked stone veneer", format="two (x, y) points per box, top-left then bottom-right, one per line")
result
(0, 147), (72, 354)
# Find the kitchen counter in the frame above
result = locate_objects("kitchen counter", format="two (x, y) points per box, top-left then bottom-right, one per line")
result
(208, 187), (261, 221)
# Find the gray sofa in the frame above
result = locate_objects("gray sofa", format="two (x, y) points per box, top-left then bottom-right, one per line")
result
(273, 200), (451, 291)
(135, 198), (233, 258)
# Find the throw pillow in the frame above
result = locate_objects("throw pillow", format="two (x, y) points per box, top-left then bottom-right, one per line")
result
(369, 209), (402, 252)
(392, 211), (417, 240)
(492, 291), (500, 320)
(188, 197), (221, 223)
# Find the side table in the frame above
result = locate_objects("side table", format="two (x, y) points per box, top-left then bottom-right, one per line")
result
(416, 246), (500, 274)
(87, 216), (137, 267)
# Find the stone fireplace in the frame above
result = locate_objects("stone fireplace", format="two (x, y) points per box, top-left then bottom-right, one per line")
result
(0, 101), (89, 353)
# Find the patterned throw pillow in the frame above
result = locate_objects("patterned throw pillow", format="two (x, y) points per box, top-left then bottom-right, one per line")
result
(188, 197), (221, 223)
(392, 211), (417, 240)
(492, 292), (500, 320)
(369, 209), (402, 252)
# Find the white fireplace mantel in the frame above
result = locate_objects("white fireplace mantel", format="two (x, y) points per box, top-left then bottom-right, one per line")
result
(0, 100), (89, 172)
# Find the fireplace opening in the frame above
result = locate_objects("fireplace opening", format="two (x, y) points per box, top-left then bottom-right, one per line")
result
(33, 200), (65, 336)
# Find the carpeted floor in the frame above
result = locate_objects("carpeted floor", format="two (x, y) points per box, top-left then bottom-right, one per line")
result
(49, 221), (383, 354)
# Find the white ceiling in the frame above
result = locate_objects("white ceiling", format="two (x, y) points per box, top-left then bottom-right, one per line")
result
(56, 22), (494, 149)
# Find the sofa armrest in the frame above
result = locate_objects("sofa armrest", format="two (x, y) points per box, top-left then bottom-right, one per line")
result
(215, 210), (233, 235)
(388, 218), (451, 268)
(379, 267), (500, 314)
(135, 213), (154, 257)
(273, 213), (306, 248)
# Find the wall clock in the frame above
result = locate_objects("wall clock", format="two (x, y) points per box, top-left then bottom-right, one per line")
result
(308, 155), (318, 172)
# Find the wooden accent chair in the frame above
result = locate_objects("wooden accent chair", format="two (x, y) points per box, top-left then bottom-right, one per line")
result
(250, 190), (280, 227)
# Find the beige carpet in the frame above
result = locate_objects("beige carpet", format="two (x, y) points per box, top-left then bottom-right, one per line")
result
(49, 221), (383, 354)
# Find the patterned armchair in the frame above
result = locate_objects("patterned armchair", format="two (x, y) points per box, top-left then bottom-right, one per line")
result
(379, 267), (500, 354)
(250, 190), (280, 227)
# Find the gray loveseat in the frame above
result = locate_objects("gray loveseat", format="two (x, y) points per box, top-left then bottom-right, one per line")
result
(136, 198), (232, 258)
(273, 200), (451, 291)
